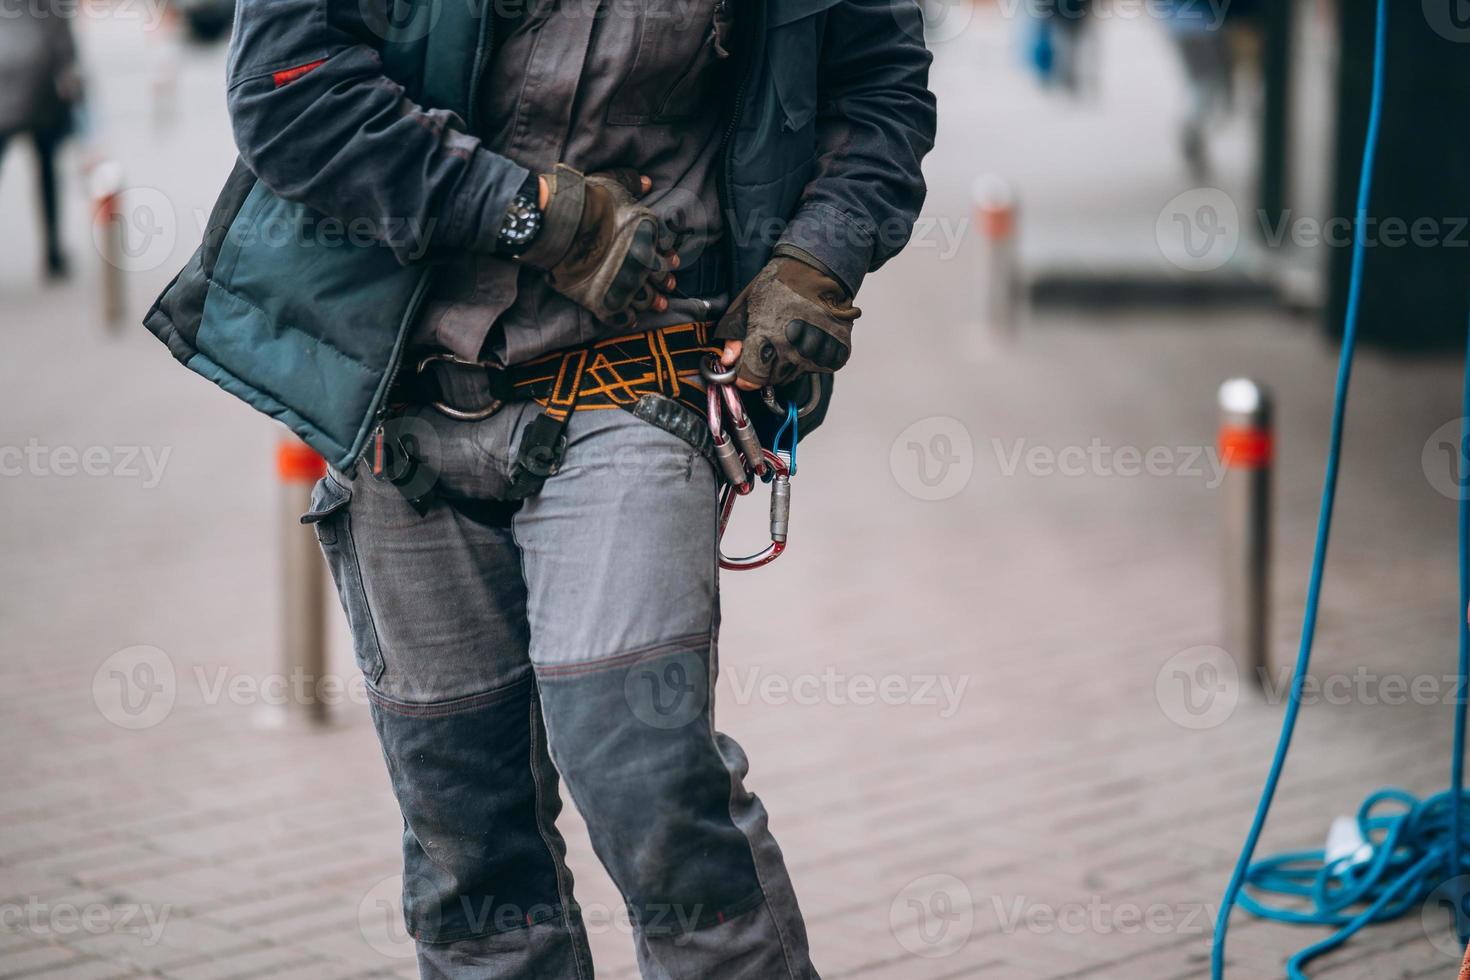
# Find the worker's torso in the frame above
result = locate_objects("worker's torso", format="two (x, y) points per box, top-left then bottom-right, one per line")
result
(414, 0), (737, 365)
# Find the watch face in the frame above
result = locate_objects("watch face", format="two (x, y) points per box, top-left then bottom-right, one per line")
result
(498, 194), (543, 254)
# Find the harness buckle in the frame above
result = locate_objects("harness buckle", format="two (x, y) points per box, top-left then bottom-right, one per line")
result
(504, 412), (570, 500)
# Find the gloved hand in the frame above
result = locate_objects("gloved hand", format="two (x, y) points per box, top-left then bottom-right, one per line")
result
(518, 165), (677, 329)
(713, 246), (860, 388)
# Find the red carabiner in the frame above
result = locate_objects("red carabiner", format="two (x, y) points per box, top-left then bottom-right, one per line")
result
(718, 449), (791, 571)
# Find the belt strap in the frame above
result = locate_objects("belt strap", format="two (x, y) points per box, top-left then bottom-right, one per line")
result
(385, 323), (723, 504)
(504, 347), (589, 500)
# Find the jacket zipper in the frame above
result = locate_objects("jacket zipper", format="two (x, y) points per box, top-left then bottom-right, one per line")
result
(717, 0), (760, 284)
(466, 3), (495, 132)
(358, 11), (498, 468)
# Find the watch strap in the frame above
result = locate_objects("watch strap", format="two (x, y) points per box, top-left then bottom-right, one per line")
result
(519, 164), (585, 270)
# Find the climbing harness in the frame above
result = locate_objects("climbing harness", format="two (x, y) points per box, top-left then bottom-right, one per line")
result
(1212, 0), (1470, 975)
(374, 323), (810, 572)
(375, 323), (723, 504)
(701, 356), (796, 571)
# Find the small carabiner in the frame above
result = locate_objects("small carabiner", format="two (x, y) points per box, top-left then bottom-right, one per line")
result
(708, 383), (753, 493)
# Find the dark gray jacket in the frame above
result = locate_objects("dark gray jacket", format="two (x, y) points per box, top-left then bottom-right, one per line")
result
(144, 0), (937, 469)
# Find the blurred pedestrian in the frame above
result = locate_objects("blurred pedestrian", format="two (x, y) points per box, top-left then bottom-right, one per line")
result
(1161, 0), (1264, 177)
(1025, 0), (1095, 97)
(0, 6), (83, 280)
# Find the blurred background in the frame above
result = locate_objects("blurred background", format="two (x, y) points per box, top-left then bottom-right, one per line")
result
(4, 0), (1470, 976)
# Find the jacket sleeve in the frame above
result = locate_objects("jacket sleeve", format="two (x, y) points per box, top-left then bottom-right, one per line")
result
(777, 0), (937, 296)
(225, 0), (528, 264)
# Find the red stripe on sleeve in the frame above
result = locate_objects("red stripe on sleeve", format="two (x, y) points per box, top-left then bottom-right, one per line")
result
(272, 59), (327, 88)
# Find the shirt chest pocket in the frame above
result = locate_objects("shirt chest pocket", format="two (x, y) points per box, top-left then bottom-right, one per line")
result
(607, 0), (732, 126)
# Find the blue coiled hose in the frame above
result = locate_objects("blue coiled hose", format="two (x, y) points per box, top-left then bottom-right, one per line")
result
(1210, 0), (1470, 975)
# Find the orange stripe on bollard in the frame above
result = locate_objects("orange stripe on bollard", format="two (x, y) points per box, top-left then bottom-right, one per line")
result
(277, 440), (326, 483)
(1219, 426), (1273, 469)
(974, 203), (1014, 241)
(93, 192), (118, 225)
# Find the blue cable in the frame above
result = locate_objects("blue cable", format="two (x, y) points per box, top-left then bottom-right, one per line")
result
(773, 401), (799, 476)
(1212, 0), (1470, 973)
(1452, 308), (1470, 924)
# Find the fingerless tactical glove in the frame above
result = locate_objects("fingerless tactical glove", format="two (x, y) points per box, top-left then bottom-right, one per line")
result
(714, 246), (861, 387)
(519, 165), (674, 329)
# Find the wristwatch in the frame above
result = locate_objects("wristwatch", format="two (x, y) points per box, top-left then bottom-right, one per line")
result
(496, 181), (543, 256)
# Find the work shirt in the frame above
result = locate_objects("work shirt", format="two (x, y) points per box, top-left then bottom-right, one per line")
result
(414, 0), (736, 365)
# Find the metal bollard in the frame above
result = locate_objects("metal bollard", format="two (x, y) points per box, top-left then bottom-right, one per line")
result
(971, 174), (1020, 346)
(149, 5), (182, 130)
(1218, 379), (1273, 690)
(261, 438), (330, 729)
(89, 161), (126, 330)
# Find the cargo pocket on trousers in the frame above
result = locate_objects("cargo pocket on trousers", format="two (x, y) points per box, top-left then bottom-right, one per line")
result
(301, 475), (386, 685)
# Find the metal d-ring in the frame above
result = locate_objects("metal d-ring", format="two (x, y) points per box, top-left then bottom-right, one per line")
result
(418, 353), (505, 421)
(761, 377), (823, 419)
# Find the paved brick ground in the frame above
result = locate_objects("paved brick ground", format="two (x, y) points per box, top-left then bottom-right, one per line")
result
(2, 7), (1467, 980)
